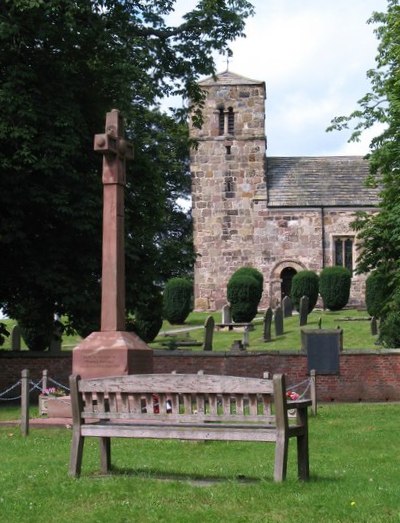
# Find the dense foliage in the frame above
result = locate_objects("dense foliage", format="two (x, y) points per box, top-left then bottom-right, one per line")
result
(163, 278), (193, 325)
(328, 0), (400, 344)
(365, 270), (391, 318)
(0, 0), (254, 347)
(230, 267), (264, 302)
(227, 274), (260, 322)
(319, 266), (352, 311)
(290, 270), (319, 313)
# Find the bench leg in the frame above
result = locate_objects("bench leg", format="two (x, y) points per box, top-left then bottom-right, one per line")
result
(297, 434), (310, 481)
(99, 437), (111, 474)
(69, 429), (84, 477)
(274, 434), (288, 482)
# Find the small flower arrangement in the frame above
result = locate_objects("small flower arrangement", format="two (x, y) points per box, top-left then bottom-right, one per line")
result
(43, 387), (66, 397)
(286, 391), (300, 401)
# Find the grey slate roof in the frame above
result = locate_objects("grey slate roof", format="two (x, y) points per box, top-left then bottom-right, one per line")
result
(199, 70), (265, 86)
(266, 156), (380, 207)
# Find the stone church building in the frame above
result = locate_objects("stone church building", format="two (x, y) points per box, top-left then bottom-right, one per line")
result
(189, 71), (380, 310)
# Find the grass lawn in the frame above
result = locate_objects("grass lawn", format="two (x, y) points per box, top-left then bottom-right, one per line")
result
(0, 403), (399, 522)
(152, 309), (379, 351)
(1, 309), (380, 352)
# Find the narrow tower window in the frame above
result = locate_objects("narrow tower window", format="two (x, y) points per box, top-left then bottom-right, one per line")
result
(227, 107), (235, 134)
(218, 108), (225, 135)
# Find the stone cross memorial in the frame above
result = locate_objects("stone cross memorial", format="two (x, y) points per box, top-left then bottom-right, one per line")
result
(73, 109), (153, 378)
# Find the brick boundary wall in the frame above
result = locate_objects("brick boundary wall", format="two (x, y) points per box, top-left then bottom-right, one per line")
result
(1, 350), (400, 403)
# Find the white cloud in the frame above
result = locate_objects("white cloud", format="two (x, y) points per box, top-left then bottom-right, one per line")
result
(164, 0), (388, 156)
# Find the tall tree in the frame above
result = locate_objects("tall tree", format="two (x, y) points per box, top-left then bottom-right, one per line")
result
(0, 0), (254, 346)
(328, 0), (400, 278)
(328, 0), (400, 344)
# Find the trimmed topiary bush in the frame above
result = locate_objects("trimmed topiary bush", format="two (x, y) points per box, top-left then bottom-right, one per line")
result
(127, 291), (163, 343)
(319, 266), (352, 311)
(290, 270), (319, 313)
(163, 278), (193, 324)
(231, 267), (264, 301)
(227, 274), (260, 322)
(365, 270), (391, 318)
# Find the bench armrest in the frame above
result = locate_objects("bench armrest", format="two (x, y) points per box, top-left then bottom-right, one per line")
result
(287, 399), (312, 410)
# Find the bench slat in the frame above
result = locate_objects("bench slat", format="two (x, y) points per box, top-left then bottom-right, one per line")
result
(81, 423), (279, 442)
(78, 374), (274, 395)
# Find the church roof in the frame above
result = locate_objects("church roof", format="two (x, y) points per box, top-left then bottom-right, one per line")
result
(266, 156), (380, 207)
(198, 70), (265, 86)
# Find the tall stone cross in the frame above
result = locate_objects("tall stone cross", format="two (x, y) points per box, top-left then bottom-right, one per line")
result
(94, 109), (134, 332)
(72, 109), (153, 380)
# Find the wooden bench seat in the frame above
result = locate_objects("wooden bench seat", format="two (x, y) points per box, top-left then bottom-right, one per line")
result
(69, 372), (311, 482)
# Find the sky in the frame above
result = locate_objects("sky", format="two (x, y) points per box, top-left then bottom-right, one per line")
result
(169, 0), (388, 157)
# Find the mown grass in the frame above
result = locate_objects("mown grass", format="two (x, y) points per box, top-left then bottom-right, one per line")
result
(1, 309), (381, 353)
(0, 403), (399, 522)
(153, 309), (379, 351)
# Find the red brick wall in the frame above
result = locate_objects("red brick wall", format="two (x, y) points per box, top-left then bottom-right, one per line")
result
(1, 351), (400, 402)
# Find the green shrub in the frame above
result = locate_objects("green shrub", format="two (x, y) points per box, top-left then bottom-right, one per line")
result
(365, 270), (391, 318)
(379, 310), (400, 347)
(227, 274), (260, 322)
(319, 266), (352, 311)
(290, 270), (319, 312)
(163, 278), (193, 324)
(127, 291), (163, 343)
(231, 267), (264, 301)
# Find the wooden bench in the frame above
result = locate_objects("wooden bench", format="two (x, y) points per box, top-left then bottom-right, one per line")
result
(69, 372), (311, 482)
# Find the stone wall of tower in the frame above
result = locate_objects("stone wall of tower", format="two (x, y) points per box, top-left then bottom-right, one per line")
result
(190, 78), (266, 310)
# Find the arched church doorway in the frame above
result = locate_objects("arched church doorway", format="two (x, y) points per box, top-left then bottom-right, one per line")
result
(280, 267), (297, 300)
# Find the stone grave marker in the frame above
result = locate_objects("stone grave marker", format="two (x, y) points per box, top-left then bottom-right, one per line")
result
(282, 295), (293, 317)
(263, 307), (272, 342)
(221, 303), (232, 325)
(299, 295), (309, 327)
(371, 316), (378, 336)
(11, 325), (21, 351)
(274, 306), (284, 336)
(203, 315), (215, 351)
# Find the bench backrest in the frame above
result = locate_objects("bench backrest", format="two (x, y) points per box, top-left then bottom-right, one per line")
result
(70, 373), (289, 430)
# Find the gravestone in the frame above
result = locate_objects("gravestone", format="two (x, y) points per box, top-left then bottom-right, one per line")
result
(299, 295), (309, 326)
(203, 315), (215, 351)
(301, 328), (343, 374)
(221, 304), (232, 325)
(49, 320), (63, 353)
(371, 316), (378, 336)
(73, 109), (153, 378)
(274, 306), (284, 336)
(242, 324), (250, 348)
(263, 307), (272, 342)
(230, 339), (245, 352)
(11, 325), (21, 351)
(282, 295), (293, 317)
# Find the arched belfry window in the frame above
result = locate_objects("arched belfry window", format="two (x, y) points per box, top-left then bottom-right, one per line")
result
(227, 107), (235, 135)
(218, 108), (225, 136)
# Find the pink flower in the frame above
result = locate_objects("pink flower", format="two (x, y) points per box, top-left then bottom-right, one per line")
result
(286, 391), (300, 401)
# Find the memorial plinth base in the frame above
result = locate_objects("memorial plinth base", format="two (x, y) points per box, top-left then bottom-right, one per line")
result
(72, 331), (153, 379)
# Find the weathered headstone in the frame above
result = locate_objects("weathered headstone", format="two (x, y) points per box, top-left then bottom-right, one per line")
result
(299, 295), (309, 327)
(73, 109), (153, 379)
(282, 295), (293, 317)
(263, 307), (272, 342)
(11, 325), (21, 351)
(203, 315), (215, 351)
(274, 306), (284, 336)
(230, 339), (245, 352)
(242, 324), (250, 348)
(49, 320), (63, 353)
(221, 304), (232, 325)
(371, 316), (378, 336)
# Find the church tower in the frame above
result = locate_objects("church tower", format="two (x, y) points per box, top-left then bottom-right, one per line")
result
(190, 71), (266, 310)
